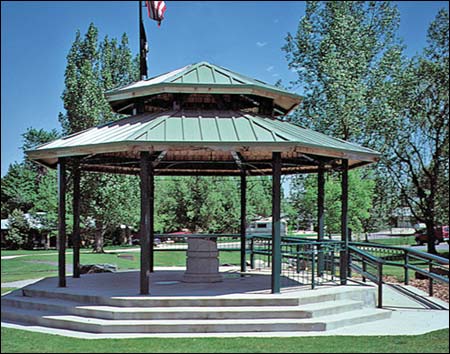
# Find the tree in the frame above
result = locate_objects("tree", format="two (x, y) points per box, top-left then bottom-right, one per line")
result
(5, 209), (30, 249)
(58, 24), (140, 252)
(283, 1), (404, 234)
(283, 1), (402, 143)
(288, 170), (375, 237)
(380, 9), (449, 254)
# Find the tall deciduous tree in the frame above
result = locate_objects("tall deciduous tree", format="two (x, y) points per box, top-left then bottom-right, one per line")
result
(58, 24), (141, 252)
(283, 1), (404, 234)
(381, 9), (449, 254)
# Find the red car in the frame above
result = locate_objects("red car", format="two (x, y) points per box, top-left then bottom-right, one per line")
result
(415, 225), (449, 245)
(165, 231), (192, 243)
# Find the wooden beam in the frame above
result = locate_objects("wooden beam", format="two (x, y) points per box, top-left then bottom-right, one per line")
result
(340, 159), (349, 285)
(271, 152), (282, 294)
(152, 150), (168, 167)
(57, 158), (67, 288)
(139, 151), (151, 294)
(231, 151), (244, 171)
(72, 159), (81, 278)
(240, 172), (247, 274)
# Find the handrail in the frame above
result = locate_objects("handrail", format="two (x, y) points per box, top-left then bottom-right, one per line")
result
(348, 245), (384, 308)
(350, 241), (449, 265)
(348, 245), (385, 264)
(155, 233), (240, 238)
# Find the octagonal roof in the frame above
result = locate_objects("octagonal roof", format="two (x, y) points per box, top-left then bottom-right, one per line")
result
(106, 61), (302, 115)
(27, 110), (380, 176)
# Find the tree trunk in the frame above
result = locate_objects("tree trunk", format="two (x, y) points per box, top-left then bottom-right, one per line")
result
(93, 220), (104, 253)
(425, 220), (437, 254)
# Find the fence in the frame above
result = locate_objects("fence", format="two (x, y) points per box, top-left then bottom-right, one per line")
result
(151, 234), (449, 307)
(247, 235), (344, 289)
(349, 242), (449, 304)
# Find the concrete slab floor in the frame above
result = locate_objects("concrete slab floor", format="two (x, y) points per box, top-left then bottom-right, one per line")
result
(1, 269), (448, 338)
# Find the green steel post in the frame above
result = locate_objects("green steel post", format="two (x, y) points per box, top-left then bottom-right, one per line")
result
(378, 263), (383, 308)
(271, 152), (282, 294)
(140, 152), (151, 295)
(250, 237), (255, 269)
(404, 252), (409, 285)
(57, 158), (67, 288)
(311, 249), (316, 289)
(240, 172), (247, 274)
(428, 260), (433, 296)
(72, 159), (81, 279)
(317, 163), (325, 277)
(149, 161), (154, 273)
(296, 244), (301, 273)
(340, 159), (349, 285)
(362, 259), (367, 283)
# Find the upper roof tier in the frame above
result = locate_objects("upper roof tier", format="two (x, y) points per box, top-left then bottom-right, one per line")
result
(106, 61), (302, 116)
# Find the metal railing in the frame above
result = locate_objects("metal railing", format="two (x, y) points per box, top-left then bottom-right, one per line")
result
(247, 235), (344, 289)
(348, 245), (384, 308)
(153, 233), (241, 251)
(150, 233), (448, 308)
(349, 242), (449, 307)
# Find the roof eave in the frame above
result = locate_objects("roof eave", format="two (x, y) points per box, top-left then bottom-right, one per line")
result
(106, 83), (302, 110)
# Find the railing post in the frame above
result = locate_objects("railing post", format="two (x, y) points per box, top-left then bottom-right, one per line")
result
(296, 244), (301, 273)
(311, 247), (316, 289)
(362, 260), (367, 283)
(428, 260), (433, 296)
(377, 263), (383, 308)
(404, 252), (409, 285)
(250, 236), (255, 269)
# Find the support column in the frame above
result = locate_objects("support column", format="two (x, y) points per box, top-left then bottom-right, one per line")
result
(72, 159), (81, 278)
(271, 152), (282, 294)
(57, 158), (67, 288)
(317, 163), (325, 277)
(149, 161), (155, 273)
(140, 151), (151, 295)
(240, 172), (247, 274)
(340, 159), (349, 285)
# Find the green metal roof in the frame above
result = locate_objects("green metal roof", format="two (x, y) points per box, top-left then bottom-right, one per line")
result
(106, 62), (302, 113)
(27, 110), (380, 175)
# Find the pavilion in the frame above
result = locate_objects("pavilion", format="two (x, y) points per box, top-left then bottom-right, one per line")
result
(26, 61), (380, 295)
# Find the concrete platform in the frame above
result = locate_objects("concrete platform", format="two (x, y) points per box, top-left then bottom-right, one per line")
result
(1, 270), (448, 338)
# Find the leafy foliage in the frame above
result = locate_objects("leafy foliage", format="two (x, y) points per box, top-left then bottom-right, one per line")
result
(4, 209), (30, 249)
(288, 170), (375, 236)
(378, 9), (449, 253)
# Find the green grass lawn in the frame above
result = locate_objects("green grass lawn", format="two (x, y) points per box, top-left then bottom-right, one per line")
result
(1, 250), (241, 283)
(370, 236), (416, 246)
(1, 327), (448, 353)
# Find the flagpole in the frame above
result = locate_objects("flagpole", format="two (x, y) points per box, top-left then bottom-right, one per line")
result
(139, 0), (147, 80)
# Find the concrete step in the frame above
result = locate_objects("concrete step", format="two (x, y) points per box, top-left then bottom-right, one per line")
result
(21, 286), (376, 308)
(1, 306), (390, 333)
(2, 295), (364, 320)
(21, 289), (301, 308)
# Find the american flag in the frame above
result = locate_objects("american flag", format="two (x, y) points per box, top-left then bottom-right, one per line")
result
(146, 1), (167, 26)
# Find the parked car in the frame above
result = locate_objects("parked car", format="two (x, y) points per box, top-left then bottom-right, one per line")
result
(165, 231), (192, 243)
(130, 233), (161, 247)
(414, 225), (449, 245)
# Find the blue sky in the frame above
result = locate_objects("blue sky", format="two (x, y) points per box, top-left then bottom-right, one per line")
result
(1, 1), (448, 176)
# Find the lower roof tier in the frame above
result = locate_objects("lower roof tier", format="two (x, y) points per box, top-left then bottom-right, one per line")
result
(26, 110), (380, 175)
